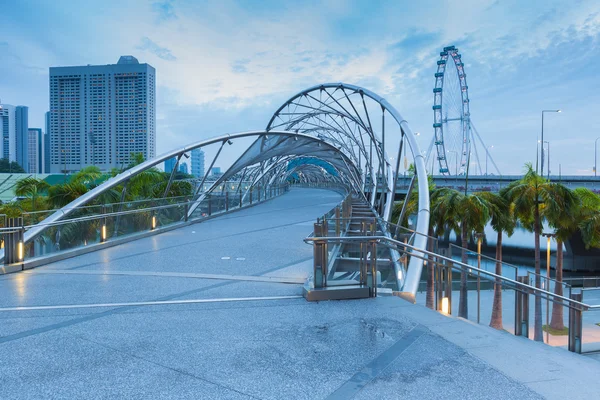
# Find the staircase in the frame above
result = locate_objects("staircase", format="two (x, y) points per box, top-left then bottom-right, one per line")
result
(303, 195), (397, 301)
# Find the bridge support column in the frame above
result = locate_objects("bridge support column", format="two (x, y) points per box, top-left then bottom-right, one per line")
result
(568, 293), (583, 353)
(3, 217), (24, 266)
(515, 276), (530, 338)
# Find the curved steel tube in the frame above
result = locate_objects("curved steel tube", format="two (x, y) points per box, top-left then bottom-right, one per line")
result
(268, 83), (430, 297)
(4, 131), (359, 260)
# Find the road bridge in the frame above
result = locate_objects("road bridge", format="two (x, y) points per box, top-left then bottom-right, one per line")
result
(388, 175), (600, 196)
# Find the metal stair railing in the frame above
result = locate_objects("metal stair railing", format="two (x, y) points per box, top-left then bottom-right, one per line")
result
(304, 233), (594, 354)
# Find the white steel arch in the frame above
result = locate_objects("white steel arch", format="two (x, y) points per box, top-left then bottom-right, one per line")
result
(267, 83), (430, 296)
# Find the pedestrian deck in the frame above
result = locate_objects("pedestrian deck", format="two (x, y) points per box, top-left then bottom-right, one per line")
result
(1, 188), (599, 399)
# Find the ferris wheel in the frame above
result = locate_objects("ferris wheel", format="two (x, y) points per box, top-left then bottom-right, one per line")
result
(433, 46), (470, 175)
(431, 46), (500, 176)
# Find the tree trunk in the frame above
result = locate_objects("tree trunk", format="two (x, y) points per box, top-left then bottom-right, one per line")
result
(490, 230), (503, 330)
(550, 240), (565, 330)
(459, 222), (469, 318)
(534, 204), (543, 341)
(426, 227), (435, 310)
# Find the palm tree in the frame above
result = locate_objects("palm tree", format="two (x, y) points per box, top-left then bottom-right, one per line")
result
(48, 181), (89, 209)
(547, 188), (600, 330)
(478, 191), (516, 330)
(70, 166), (103, 186)
(125, 168), (165, 201)
(14, 177), (49, 212)
(432, 188), (490, 318)
(578, 189), (600, 249)
(502, 163), (575, 341)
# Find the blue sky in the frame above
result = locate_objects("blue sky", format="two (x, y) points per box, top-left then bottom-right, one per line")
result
(1, 0), (599, 174)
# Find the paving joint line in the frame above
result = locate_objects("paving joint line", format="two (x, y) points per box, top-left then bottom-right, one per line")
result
(0, 256), (312, 344)
(25, 269), (306, 284)
(73, 335), (262, 400)
(325, 324), (428, 399)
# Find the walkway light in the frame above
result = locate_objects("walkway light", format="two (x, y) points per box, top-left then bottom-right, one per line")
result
(101, 224), (107, 242)
(151, 216), (157, 230)
(17, 241), (24, 261)
(441, 297), (450, 314)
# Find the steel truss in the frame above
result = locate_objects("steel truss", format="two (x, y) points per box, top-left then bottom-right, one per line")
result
(12, 83), (430, 296)
(267, 83), (429, 295)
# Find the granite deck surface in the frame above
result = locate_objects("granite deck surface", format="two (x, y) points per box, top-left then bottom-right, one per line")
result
(1, 189), (598, 399)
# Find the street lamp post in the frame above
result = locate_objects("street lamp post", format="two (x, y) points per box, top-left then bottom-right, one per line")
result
(541, 110), (561, 177)
(485, 145), (494, 176)
(594, 137), (600, 177)
(542, 232), (556, 344)
(543, 141), (550, 180)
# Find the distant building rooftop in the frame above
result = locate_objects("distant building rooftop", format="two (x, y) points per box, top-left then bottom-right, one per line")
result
(117, 55), (139, 65)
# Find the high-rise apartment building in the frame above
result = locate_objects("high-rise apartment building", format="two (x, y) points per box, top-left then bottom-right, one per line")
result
(164, 157), (177, 173)
(0, 104), (15, 161)
(27, 128), (43, 174)
(0, 104), (29, 171)
(191, 148), (205, 178)
(49, 55), (156, 173)
(178, 162), (188, 175)
(15, 106), (29, 172)
(44, 112), (51, 173)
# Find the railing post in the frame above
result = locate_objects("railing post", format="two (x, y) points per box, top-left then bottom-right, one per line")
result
(437, 263), (452, 315)
(250, 190), (253, 205)
(184, 203), (189, 222)
(313, 222), (327, 289)
(4, 217), (24, 266)
(515, 276), (530, 338)
(258, 187), (261, 202)
(359, 221), (367, 285)
(239, 193), (243, 208)
(568, 292), (583, 353)
(368, 240), (377, 297)
(225, 191), (229, 212)
(208, 194), (212, 216)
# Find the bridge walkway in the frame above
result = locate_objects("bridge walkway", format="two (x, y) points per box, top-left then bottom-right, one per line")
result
(0, 188), (599, 398)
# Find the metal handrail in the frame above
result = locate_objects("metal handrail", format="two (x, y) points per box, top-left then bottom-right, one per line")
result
(526, 270), (572, 290)
(317, 217), (521, 276)
(17, 194), (193, 217)
(304, 234), (596, 310)
(0, 186), (287, 234)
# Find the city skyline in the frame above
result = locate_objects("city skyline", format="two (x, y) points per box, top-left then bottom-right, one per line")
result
(1, 0), (599, 174)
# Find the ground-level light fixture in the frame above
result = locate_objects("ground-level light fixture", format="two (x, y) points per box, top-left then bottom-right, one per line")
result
(441, 297), (450, 314)
(17, 241), (24, 261)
